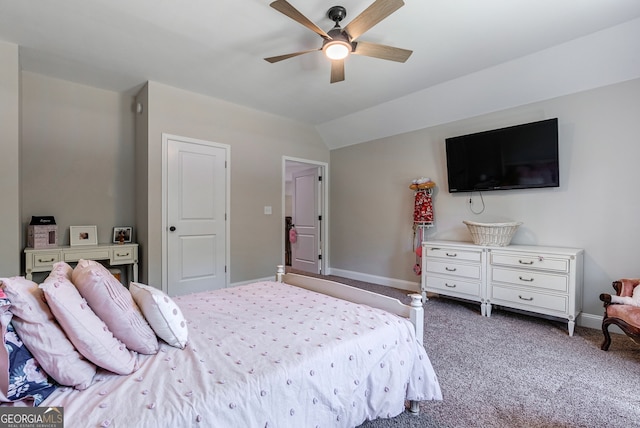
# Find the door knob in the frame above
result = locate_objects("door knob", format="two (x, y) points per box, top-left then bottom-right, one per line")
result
(169, 226), (176, 232)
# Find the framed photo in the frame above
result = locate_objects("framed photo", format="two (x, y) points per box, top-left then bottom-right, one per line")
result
(113, 226), (132, 244)
(70, 225), (98, 246)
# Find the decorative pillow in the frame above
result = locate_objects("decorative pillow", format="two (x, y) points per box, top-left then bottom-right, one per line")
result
(72, 260), (158, 355)
(47, 261), (73, 281)
(39, 276), (138, 375)
(129, 282), (188, 349)
(1, 276), (96, 389)
(0, 290), (57, 406)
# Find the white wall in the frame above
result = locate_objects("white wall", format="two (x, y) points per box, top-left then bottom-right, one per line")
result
(0, 41), (20, 276)
(330, 78), (640, 320)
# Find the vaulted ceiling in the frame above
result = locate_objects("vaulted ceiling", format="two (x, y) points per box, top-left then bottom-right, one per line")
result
(1, 0), (639, 148)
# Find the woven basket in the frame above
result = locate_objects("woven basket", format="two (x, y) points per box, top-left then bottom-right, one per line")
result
(463, 221), (522, 246)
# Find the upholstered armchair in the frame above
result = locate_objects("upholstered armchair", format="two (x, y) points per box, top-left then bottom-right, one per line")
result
(600, 278), (640, 351)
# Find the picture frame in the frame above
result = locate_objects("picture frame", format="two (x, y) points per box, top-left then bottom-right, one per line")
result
(70, 225), (98, 246)
(113, 226), (132, 244)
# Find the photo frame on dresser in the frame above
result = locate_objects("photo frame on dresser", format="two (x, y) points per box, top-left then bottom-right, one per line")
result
(113, 227), (132, 244)
(70, 225), (98, 246)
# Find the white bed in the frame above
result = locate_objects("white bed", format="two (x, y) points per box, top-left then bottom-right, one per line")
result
(39, 267), (441, 427)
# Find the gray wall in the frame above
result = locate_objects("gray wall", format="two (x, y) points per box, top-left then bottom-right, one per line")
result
(20, 72), (136, 248)
(330, 78), (640, 324)
(136, 81), (329, 287)
(0, 41), (20, 276)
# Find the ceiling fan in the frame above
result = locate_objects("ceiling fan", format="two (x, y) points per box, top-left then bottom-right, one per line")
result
(264, 0), (412, 83)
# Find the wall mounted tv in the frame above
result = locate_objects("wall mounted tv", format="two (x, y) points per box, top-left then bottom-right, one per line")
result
(445, 118), (559, 193)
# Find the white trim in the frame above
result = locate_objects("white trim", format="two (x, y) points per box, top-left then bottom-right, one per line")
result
(577, 312), (624, 334)
(282, 157), (329, 274)
(161, 133), (231, 294)
(329, 268), (420, 293)
(230, 276), (274, 288)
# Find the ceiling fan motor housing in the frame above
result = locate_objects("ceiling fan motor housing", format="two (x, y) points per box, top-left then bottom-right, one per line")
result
(327, 6), (347, 25)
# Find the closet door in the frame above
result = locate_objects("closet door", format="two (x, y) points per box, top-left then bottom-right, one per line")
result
(291, 167), (321, 274)
(166, 136), (228, 296)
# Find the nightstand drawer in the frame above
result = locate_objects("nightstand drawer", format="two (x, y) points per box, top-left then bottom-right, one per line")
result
(491, 285), (567, 313)
(490, 253), (569, 273)
(426, 260), (481, 280)
(491, 268), (568, 293)
(112, 248), (135, 263)
(64, 249), (111, 263)
(32, 252), (60, 267)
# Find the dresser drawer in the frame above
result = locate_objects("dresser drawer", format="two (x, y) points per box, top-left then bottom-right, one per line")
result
(490, 253), (569, 273)
(491, 268), (568, 293)
(32, 252), (60, 267)
(426, 247), (481, 262)
(426, 275), (481, 297)
(426, 260), (481, 280)
(491, 284), (567, 313)
(111, 247), (135, 263)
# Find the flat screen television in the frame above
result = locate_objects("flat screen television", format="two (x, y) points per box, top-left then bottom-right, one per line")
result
(445, 118), (559, 193)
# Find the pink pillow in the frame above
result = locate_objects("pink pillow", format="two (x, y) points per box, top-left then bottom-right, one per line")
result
(72, 260), (158, 355)
(39, 276), (138, 375)
(1, 276), (96, 389)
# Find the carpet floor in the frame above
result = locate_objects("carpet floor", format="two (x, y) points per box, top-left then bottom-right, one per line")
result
(288, 270), (640, 428)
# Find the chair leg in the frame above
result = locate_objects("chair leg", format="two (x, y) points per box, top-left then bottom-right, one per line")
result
(601, 319), (612, 351)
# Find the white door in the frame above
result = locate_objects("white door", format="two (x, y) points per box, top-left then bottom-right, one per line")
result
(166, 137), (227, 296)
(291, 167), (321, 273)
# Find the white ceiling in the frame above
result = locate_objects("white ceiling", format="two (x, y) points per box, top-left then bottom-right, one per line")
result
(1, 0), (640, 147)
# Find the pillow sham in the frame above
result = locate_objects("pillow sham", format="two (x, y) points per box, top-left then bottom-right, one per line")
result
(72, 260), (158, 355)
(0, 290), (57, 406)
(129, 282), (188, 349)
(39, 276), (138, 375)
(1, 275), (96, 389)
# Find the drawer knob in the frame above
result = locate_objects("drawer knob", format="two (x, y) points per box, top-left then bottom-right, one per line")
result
(518, 259), (534, 265)
(445, 252), (457, 257)
(518, 276), (534, 282)
(38, 258), (55, 263)
(116, 253), (129, 257)
(445, 267), (457, 272)
(518, 295), (534, 301)
(445, 283), (457, 288)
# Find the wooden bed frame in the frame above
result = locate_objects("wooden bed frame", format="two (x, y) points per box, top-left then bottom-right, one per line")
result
(276, 265), (425, 414)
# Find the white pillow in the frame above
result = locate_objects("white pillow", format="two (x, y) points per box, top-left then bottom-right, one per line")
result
(72, 260), (158, 355)
(40, 276), (138, 375)
(129, 282), (188, 349)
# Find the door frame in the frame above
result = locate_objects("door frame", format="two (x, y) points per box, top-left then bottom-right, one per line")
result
(161, 133), (231, 293)
(282, 156), (329, 274)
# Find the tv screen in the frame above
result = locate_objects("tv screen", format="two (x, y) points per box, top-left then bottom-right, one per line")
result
(445, 118), (559, 193)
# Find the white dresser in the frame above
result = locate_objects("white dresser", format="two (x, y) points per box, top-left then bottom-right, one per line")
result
(422, 240), (583, 336)
(24, 243), (139, 283)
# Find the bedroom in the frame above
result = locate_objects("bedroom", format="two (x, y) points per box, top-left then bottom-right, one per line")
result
(0, 0), (640, 425)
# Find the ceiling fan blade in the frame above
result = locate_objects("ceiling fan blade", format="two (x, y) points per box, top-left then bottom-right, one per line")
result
(270, 0), (331, 40)
(330, 59), (345, 83)
(264, 49), (320, 63)
(343, 0), (405, 41)
(353, 41), (412, 62)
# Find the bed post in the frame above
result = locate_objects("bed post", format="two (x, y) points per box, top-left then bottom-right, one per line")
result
(276, 265), (285, 283)
(408, 294), (424, 346)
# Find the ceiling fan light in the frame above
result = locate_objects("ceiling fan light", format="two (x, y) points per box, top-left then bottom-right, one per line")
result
(323, 41), (350, 60)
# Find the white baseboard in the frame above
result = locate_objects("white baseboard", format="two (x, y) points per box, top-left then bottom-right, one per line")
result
(230, 276), (273, 288)
(328, 268), (420, 293)
(578, 312), (624, 334)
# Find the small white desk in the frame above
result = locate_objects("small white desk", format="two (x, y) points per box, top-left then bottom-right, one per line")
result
(24, 243), (138, 282)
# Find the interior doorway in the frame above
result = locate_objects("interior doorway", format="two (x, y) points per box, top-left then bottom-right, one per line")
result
(283, 157), (328, 275)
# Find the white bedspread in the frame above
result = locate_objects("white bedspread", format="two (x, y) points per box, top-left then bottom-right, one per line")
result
(42, 281), (441, 427)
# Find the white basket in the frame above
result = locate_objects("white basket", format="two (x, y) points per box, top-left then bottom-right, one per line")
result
(463, 221), (522, 246)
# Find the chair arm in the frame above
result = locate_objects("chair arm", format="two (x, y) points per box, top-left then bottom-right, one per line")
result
(613, 278), (640, 298)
